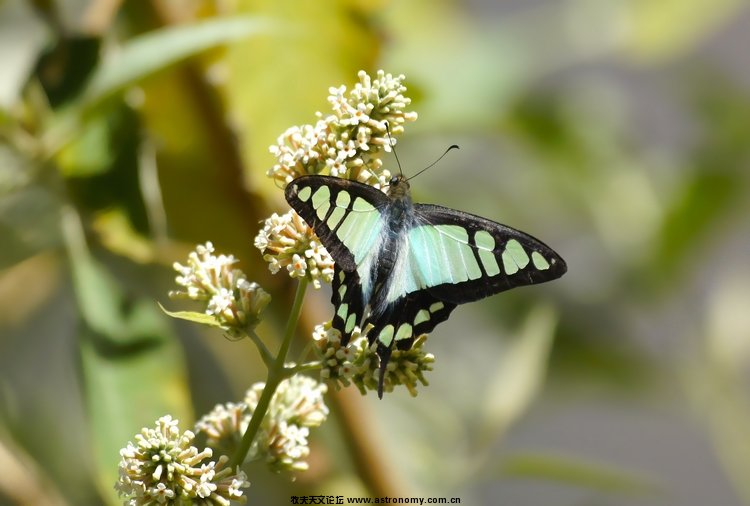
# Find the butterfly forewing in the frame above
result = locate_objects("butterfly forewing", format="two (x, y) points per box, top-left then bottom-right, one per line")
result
(285, 176), (389, 272)
(408, 204), (567, 304)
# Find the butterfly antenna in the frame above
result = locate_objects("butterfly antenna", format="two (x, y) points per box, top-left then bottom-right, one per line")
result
(406, 144), (460, 182)
(384, 121), (404, 177)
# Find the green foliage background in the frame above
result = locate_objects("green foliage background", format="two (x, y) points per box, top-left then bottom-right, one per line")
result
(1, 0), (749, 504)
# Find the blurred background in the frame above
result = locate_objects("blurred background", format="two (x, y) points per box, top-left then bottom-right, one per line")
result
(1, 0), (750, 504)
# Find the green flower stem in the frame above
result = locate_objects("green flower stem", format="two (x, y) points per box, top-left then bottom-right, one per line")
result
(248, 330), (274, 368)
(288, 361), (323, 374)
(230, 277), (309, 468)
(295, 339), (316, 364)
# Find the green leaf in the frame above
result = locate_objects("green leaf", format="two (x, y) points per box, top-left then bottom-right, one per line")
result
(159, 303), (223, 328)
(80, 323), (191, 504)
(61, 208), (191, 502)
(502, 452), (658, 495)
(80, 16), (275, 108)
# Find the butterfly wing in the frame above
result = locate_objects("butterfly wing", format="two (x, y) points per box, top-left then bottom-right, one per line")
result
(285, 175), (389, 272)
(407, 203), (567, 302)
(285, 176), (388, 345)
(287, 176), (567, 397)
(364, 203), (566, 394)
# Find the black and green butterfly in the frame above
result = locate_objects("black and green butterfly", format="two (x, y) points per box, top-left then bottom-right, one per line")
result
(285, 173), (566, 397)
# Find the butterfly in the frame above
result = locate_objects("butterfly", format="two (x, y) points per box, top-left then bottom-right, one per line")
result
(285, 173), (566, 397)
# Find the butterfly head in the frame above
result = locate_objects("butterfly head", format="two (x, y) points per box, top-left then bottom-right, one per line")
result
(386, 174), (411, 201)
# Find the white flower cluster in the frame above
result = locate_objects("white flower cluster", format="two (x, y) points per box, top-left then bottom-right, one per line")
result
(254, 212), (335, 289)
(171, 242), (271, 335)
(312, 321), (365, 385)
(267, 70), (417, 189)
(194, 402), (247, 455)
(195, 376), (329, 473)
(115, 415), (249, 505)
(259, 70), (417, 289)
(313, 323), (435, 397)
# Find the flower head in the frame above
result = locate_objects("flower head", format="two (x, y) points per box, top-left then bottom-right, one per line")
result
(313, 322), (434, 397)
(170, 242), (270, 336)
(115, 415), (249, 505)
(354, 334), (435, 397)
(267, 70), (417, 191)
(194, 402), (248, 456)
(195, 377), (329, 473)
(312, 321), (366, 388)
(254, 211), (335, 289)
(247, 376), (329, 472)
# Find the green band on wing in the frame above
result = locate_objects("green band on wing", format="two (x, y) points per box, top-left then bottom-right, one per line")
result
(474, 230), (495, 250)
(409, 224), (481, 290)
(336, 303), (349, 320)
(395, 323), (413, 341)
(298, 185), (312, 202)
(475, 230), (500, 276)
(336, 199), (382, 264)
(414, 309), (430, 326)
(502, 239), (530, 275)
(312, 186), (330, 209)
(531, 251), (550, 270)
(345, 313), (357, 333)
(378, 325), (395, 347)
(327, 206), (346, 228)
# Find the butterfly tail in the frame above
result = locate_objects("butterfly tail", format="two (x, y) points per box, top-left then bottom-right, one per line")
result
(376, 344), (392, 399)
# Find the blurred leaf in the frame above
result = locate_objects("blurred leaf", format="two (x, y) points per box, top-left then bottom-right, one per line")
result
(652, 168), (738, 276)
(687, 269), (750, 504)
(79, 15), (275, 108)
(56, 112), (114, 177)
(550, 313), (659, 394)
(0, 0), (49, 109)
(62, 207), (142, 344)
(502, 452), (658, 494)
(0, 146), (63, 269)
(381, 0), (530, 132)
(647, 78), (750, 289)
(61, 207), (191, 502)
(80, 324), (191, 505)
(92, 209), (156, 264)
(0, 430), (68, 505)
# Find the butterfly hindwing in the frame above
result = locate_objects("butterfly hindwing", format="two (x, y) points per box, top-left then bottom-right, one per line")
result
(330, 265), (365, 346)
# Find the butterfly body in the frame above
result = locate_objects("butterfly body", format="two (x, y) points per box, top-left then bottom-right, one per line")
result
(285, 174), (566, 397)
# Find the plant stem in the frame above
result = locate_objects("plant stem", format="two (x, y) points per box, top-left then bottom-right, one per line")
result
(248, 330), (273, 367)
(230, 278), (308, 468)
